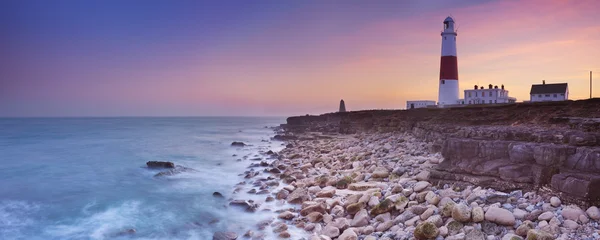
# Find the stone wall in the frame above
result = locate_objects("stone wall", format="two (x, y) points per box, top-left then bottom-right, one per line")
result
(283, 99), (600, 206)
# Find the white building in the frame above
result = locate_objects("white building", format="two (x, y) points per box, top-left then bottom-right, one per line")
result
(438, 16), (460, 107)
(464, 84), (517, 104)
(529, 81), (568, 102)
(406, 100), (436, 109)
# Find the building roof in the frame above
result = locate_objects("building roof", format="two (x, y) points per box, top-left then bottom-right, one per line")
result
(444, 16), (454, 22)
(529, 83), (568, 94)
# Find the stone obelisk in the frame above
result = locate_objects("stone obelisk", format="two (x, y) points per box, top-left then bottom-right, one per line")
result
(339, 99), (346, 112)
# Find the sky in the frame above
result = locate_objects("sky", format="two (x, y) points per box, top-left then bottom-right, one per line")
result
(1, 0), (599, 117)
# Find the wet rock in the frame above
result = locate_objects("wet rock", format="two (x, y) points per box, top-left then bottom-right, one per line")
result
(231, 142), (246, 147)
(213, 231), (238, 240)
(276, 189), (289, 200)
(278, 231), (291, 238)
(213, 192), (224, 198)
(272, 222), (287, 233)
(154, 166), (197, 177)
(278, 211), (295, 220)
(484, 207), (515, 226)
(316, 189), (335, 198)
(306, 212), (323, 223)
(146, 161), (175, 168)
(414, 221), (439, 240)
(300, 203), (326, 216)
(287, 188), (310, 204)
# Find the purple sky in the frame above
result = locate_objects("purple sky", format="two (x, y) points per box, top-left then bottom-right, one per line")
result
(1, 0), (598, 116)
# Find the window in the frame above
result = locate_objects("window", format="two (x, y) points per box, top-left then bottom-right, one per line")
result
(538, 94), (542, 97)
(444, 37), (447, 40)
(553, 94), (557, 97)
(495, 100), (497, 103)
(468, 92), (471, 97)
(442, 80), (445, 84)
(475, 92), (478, 97)
(489, 92), (492, 97)
(469, 100), (471, 104)
(489, 100), (492, 103)
(545, 94), (550, 97)
(560, 93), (565, 96)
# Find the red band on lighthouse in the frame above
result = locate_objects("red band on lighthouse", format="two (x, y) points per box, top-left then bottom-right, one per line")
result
(439, 56), (458, 80)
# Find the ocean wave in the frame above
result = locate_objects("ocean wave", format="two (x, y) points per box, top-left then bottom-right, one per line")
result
(0, 200), (41, 239)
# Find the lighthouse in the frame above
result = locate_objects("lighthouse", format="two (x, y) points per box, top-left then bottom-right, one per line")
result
(438, 16), (459, 106)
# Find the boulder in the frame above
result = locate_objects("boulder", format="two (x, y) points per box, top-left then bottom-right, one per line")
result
(525, 229), (554, 240)
(413, 181), (430, 192)
(278, 211), (295, 220)
(414, 222), (439, 240)
(338, 228), (357, 240)
(561, 205), (585, 221)
(300, 203), (327, 216)
(370, 198), (393, 215)
(549, 197), (561, 207)
(472, 206), (484, 222)
(146, 161), (175, 168)
(321, 225), (340, 238)
(306, 212), (323, 223)
(213, 231), (238, 240)
(484, 207), (516, 226)
(287, 188), (309, 204)
(213, 192), (224, 198)
(372, 167), (390, 178)
(348, 182), (378, 191)
(451, 203), (471, 222)
(351, 209), (369, 227)
(230, 141), (246, 147)
(586, 206), (600, 220)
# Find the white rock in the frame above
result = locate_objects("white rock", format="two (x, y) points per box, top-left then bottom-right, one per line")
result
(415, 171), (430, 181)
(484, 207), (516, 226)
(562, 205), (585, 221)
(501, 233), (523, 240)
(439, 226), (449, 237)
(338, 228), (358, 240)
(446, 233), (466, 240)
(563, 219), (578, 230)
(550, 197), (561, 207)
(321, 225), (340, 238)
(413, 181), (430, 192)
(586, 206), (600, 220)
(513, 208), (527, 219)
(538, 211), (554, 221)
(350, 209), (369, 227)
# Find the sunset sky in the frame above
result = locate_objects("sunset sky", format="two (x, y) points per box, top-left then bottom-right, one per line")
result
(1, 0), (599, 117)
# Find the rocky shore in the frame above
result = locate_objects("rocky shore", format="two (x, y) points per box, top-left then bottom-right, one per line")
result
(215, 100), (600, 240)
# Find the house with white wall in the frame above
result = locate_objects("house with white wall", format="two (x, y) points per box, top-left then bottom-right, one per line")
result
(529, 81), (568, 102)
(464, 84), (517, 105)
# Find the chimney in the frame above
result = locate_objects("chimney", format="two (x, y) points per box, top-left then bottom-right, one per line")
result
(480, 86), (484, 89)
(501, 84), (504, 90)
(494, 85), (498, 89)
(488, 84), (493, 89)
(543, 80), (546, 85)
(474, 85), (478, 89)
(339, 99), (346, 113)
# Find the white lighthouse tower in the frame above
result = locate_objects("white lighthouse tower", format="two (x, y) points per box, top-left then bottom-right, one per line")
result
(437, 16), (459, 106)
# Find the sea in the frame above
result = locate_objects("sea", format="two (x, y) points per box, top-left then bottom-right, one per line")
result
(0, 117), (301, 240)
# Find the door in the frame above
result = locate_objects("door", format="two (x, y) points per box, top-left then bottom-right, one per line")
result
(410, 103), (415, 109)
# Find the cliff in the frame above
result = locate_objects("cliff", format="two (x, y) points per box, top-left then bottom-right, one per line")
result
(283, 99), (600, 206)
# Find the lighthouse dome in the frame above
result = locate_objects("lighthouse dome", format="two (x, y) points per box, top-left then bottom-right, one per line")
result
(444, 16), (454, 22)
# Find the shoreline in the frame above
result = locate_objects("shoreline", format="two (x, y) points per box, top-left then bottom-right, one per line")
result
(217, 127), (600, 240)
